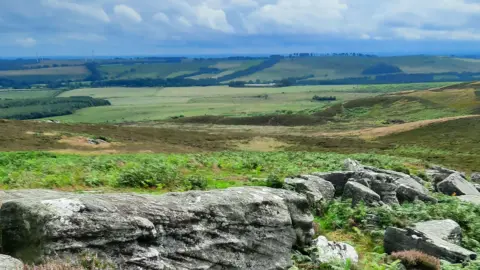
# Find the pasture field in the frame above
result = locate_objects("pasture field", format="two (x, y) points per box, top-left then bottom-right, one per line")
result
(236, 55), (480, 81)
(98, 59), (263, 80)
(0, 89), (60, 99)
(0, 66), (88, 76)
(54, 85), (371, 123)
(52, 83), (449, 123)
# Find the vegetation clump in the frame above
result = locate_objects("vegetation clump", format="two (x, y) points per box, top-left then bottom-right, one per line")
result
(390, 250), (441, 270)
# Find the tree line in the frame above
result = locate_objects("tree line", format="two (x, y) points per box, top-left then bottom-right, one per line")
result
(0, 96), (111, 120)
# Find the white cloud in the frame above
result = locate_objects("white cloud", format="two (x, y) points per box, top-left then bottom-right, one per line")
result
(195, 4), (234, 33)
(245, 0), (348, 34)
(153, 12), (170, 24)
(393, 27), (480, 41)
(4, 0), (480, 55)
(16, 37), (37, 47)
(177, 16), (193, 28)
(43, 0), (110, 22)
(230, 0), (258, 8)
(66, 33), (106, 42)
(114, 4), (142, 23)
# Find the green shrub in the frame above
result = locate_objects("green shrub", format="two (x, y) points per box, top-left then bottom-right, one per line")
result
(117, 163), (181, 189)
(185, 175), (208, 190)
(266, 173), (284, 189)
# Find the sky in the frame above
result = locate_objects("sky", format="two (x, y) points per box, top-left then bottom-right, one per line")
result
(2, 0), (480, 57)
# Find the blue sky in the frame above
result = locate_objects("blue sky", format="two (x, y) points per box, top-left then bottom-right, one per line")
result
(2, 0), (480, 57)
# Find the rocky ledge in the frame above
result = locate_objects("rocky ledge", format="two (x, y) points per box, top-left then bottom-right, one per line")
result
(0, 187), (313, 270)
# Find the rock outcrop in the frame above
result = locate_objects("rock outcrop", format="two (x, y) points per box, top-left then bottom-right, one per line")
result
(412, 219), (462, 245)
(458, 195), (480, 206)
(384, 220), (477, 263)
(471, 172), (480, 184)
(437, 173), (480, 196)
(314, 160), (434, 205)
(284, 175), (335, 214)
(312, 171), (354, 196)
(0, 255), (23, 270)
(311, 236), (358, 264)
(426, 166), (466, 185)
(342, 181), (381, 206)
(0, 187), (314, 270)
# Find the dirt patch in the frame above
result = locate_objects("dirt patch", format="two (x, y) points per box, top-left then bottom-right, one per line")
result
(312, 115), (480, 139)
(235, 137), (291, 152)
(58, 136), (114, 149)
(26, 131), (59, 136)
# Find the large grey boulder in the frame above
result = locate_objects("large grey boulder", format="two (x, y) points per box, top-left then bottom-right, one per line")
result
(426, 166), (465, 185)
(312, 171), (354, 196)
(342, 181), (381, 206)
(475, 184), (480, 193)
(0, 255), (23, 270)
(341, 160), (432, 205)
(284, 175), (335, 214)
(413, 219), (462, 245)
(458, 195), (480, 206)
(311, 236), (358, 264)
(396, 184), (437, 204)
(384, 227), (477, 263)
(471, 172), (480, 184)
(437, 173), (480, 196)
(0, 187), (314, 270)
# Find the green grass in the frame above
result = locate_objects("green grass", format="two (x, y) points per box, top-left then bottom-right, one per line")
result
(0, 90), (60, 99)
(0, 151), (419, 191)
(50, 83), (449, 123)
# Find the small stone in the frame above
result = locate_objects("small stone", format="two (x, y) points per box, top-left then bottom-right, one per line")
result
(312, 236), (359, 264)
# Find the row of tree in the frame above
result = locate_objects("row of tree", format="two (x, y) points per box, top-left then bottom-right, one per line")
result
(0, 96), (111, 120)
(312, 95), (337, 101)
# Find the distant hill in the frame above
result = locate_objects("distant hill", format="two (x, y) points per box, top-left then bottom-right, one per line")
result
(362, 63), (403, 75)
(2, 55), (480, 88)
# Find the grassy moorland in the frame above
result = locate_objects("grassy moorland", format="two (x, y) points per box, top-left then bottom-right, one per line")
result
(51, 82), (454, 123)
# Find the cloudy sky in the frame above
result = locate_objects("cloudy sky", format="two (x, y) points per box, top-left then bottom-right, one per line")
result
(2, 0), (480, 57)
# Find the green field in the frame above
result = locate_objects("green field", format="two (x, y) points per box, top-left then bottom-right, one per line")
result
(98, 59), (263, 80)
(236, 56), (480, 81)
(0, 89), (60, 99)
(51, 82), (456, 123)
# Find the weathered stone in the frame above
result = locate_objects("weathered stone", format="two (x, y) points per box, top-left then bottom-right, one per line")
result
(343, 159), (363, 171)
(350, 178), (371, 188)
(384, 227), (477, 263)
(0, 187), (314, 270)
(311, 236), (358, 264)
(458, 195), (480, 206)
(342, 181), (381, 206)
(0, 189), (65, 201)
(471, 172), (480, 184)
(412, 175), (427, 186)
(437, 173), (480, 196)
(284, 175), (335, 214)
(370, 180), (399, 205)
(396, 184), (437, 204)
(0, 255), (23, 270)
(312, 171), (354, 196)
(343, 160), (431, 204)
(475, 184), (480, 192)
(413, 219), (462, 245)
(426, 166), (466, 185)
